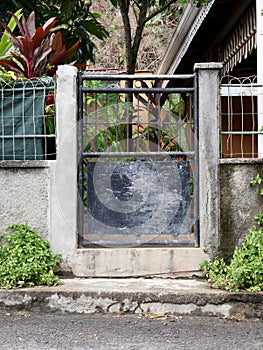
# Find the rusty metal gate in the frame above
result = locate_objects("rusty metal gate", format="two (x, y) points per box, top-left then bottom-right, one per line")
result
(77, 73), (199, 247)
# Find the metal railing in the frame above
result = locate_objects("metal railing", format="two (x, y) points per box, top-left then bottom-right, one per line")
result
(0, 78), (56, 160)
(220, 75), (263, 159)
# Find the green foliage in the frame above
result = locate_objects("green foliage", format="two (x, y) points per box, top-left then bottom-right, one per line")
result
(199, 174), (263, 292)
(179, 0), (211, 5)
(0, 1), (109, 64)
(227, 226), (263, 292)
(84, 82), (188, 154)
(0, 224), (61, 289)
(0, 11), (79, 79)
(200, 227), (263, 292)
(0, 70), (16, 84)
(0, 9), (22, 83)
(250, 173), (262, 186)
(164, 93), (186, 117)
(254, 213), (263, 227)
(135, 125), (182, 152)
(45, 90), (55, 134)
(0, 9), (22, 57)
(110, 0), (211, 8)
(83, 79), (120, 109)
(250, 174), (263, 223)
(83, 79), (128, 152)
(199, 257), (230, 289)
(85, 124), (127, 153)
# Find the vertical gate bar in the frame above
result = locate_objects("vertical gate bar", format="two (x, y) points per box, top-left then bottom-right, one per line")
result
(147, 93), (150, 149)
(95, 93), (98, 151)
(126, 78), (134, 152)
(168, 94), (171, 151)
(157, 92), (161, 151)
(194, 73), (200, 246)
(116, 93), (120, 152)
(77, 73), (84, 245)
(105, 93), (109, 151)
(134, 92), (139, 152)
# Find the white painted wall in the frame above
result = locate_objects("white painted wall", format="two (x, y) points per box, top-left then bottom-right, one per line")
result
(49, 65), (78, 272)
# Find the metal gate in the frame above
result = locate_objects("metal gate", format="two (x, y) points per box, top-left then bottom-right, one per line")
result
(77, 73), (199, 247)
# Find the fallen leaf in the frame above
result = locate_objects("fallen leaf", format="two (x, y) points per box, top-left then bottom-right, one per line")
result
(14, 311), (31, 317)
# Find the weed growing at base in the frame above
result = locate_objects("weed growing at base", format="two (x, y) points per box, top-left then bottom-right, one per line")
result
(0, 224), (61, 289)
(199, 174), (263, 292)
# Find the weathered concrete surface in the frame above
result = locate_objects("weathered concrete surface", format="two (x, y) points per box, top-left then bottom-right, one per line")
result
(49, 65), (78, 268)
(219, 159), (263, 262)
(0, 278), (262, 318)
(195, 63), (222, 258)
(72, 247), (208, 277)
(0, 161), (50, 239)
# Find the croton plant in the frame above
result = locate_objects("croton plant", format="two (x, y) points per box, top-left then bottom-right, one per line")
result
(0, 11), (79, 79)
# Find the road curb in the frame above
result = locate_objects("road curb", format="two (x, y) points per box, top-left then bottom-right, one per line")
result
(0, 278), (262, 318)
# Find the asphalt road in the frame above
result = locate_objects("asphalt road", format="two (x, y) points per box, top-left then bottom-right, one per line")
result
(0, 311), (262, 350)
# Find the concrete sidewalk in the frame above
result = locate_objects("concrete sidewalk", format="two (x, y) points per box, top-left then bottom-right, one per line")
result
(0, 278), (262, 318)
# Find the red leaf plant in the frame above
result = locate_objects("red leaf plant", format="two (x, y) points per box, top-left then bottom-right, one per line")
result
(0, 11), (79, 79)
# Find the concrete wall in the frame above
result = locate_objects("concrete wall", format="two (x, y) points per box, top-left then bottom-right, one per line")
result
(0, 66), (78, 275)
(219, 159), (263, 262)
(0, 161), (51, 239)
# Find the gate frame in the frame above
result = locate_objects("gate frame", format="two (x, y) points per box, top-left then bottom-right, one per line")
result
(77, 73), (199, 248)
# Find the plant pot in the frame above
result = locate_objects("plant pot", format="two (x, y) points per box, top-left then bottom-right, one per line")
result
(0, 77), (54, 160)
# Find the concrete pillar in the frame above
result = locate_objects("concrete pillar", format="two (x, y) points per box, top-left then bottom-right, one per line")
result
(49, 65), (78, 271)
(194, 62), (223, 257)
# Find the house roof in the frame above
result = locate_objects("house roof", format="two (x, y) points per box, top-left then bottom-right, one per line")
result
(158, 0), (255, 76)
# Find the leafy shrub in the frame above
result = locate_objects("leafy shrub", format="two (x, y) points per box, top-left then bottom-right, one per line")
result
(199, 174), (263, 292)
(199, 226), (263, 292)
(0, 224), (61, 289)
